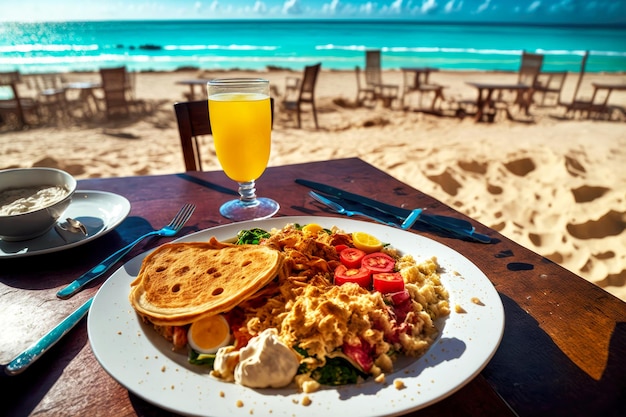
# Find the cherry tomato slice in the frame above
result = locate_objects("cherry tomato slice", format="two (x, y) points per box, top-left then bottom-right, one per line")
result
(373, 272), (405, 293)
(340, 248), (366, 268)
(334, 244), (349, 254)
(334, 265), (371, 288)
(362, 252), (395, 273)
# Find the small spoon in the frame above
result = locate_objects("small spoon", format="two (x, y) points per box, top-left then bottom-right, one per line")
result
(58, 218), (88, 236)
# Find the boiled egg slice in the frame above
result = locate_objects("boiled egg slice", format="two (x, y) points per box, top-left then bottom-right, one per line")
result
(187, 314), (232, 354)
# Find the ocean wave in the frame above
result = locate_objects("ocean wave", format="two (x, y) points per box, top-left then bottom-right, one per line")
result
(315, 44), (626, 58)
(0, 44), (99, 53)
(164, 44), (278, 51)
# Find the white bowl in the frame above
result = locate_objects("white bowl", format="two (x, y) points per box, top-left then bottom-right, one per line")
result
(0, 168), (77, 241)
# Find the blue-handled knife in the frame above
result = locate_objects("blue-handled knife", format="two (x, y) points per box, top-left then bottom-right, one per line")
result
(296, 179), (491, 243)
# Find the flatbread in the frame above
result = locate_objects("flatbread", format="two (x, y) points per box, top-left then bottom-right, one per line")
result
(129, 238), (284, 326)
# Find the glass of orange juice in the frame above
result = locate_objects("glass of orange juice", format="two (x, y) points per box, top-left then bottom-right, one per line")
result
(207, 78), (279, 220)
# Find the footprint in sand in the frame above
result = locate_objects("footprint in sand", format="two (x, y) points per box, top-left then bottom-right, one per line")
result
(503, 157), (535, 177)
(427, 168), (462, 196)
(32, 157), (86, 176)
(457, 160), (488, 175)
(571, 185), (610, 203)
(565, 155), (586, 176)
(487, 183), (503, 195)
(567, 210), (626, 239)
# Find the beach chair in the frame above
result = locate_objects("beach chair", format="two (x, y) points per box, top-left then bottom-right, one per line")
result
(514, 51), (544, 114)
(364, 50), (399, 107)
(533, 71), (567, 107)
(0, 71), (39, 130)
(99, 66), (146, 119)
(282, 63), (321, 129)
(31, 73), (73, 121)
(558, 51), (595, 118)
(355, 66), (377, 107)
(490, 51), (543, 118)
(174, 98), (275, 171)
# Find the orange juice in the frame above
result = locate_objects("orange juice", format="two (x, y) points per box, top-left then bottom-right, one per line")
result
(208, 93), (271, 183)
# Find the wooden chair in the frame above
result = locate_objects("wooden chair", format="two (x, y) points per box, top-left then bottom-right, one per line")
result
(282, 63), (321, 129)
(559, 51), (596, 117)
(0, 71), (39, 129)
(355, 66), (376, 106)
(32, 73), (71, 120)
(514, 51), (544, 114)
(364, 50), (399, 107)
(99, 66), (145, 119)
(492, 51), (543, 118)
(518, 52), (544, 85)
(533, 71), (567, 107)
(174, 98), (275, 171)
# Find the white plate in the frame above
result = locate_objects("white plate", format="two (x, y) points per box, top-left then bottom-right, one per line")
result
(0, 190), (131, 258)
(88, 216), (504, 417)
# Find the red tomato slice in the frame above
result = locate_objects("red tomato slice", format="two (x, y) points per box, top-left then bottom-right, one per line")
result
(373, 272), (405, 293)
(334, 244), (349, 254)
(362, 252), (395, 273)
(339, 248), (366, 268)
(334, 264), (371, 288)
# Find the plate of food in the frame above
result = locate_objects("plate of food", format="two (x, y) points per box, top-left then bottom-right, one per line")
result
(88, 216), (504, 417)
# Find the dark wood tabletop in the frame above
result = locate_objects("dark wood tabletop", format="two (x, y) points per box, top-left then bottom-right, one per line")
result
(1, 158), (624, 417)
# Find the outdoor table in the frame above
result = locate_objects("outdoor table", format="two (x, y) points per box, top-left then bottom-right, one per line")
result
(1, 158), (624, 417)
(400, 67), (444, 111)
(466, 81), (533, 122)
(176, 79), (212, 101)
(63, 81), (102, 117)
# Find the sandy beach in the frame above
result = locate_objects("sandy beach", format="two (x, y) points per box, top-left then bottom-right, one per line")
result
(1, 68), (625, 301)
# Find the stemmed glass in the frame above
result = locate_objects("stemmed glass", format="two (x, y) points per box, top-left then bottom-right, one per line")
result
(207, 78), (279, 221)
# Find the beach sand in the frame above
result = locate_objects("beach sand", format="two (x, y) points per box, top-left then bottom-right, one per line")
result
(2, 68), (625, 301)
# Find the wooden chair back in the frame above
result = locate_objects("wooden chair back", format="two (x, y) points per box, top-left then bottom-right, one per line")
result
(365, 50), (383, 87)
(100, 66), (130, 118)
(174, 98), (275, 171)
(298, 63), (321, 104)
(571, 50), (590, 103)
(518, 52), (544, 85)
(281, 63), (321, 129)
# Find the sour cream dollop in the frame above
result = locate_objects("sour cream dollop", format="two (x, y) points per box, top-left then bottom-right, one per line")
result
(215, 328), (300, 388)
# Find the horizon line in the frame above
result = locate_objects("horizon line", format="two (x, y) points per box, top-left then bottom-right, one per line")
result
(2, 18), (625, 29)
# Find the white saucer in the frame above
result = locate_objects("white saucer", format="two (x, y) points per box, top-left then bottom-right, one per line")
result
(0, 190), (131, 258)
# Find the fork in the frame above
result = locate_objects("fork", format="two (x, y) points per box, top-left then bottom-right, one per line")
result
(56, 203), (196, 299)
(309, 191), (419, 229)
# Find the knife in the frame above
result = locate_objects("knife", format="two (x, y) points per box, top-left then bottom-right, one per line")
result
(296, 179), (491, 243)
(5, 297), (92, 376)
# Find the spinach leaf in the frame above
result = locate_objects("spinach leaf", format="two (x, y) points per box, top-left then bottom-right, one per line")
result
(310, 357), (367, 386)
(188, 349), (216, 368)
(236, 228), (271, 245)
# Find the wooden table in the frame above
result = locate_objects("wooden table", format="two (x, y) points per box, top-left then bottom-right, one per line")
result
(466, 82), (533, 122)
(1, 158), (624, 417)
(400, 67), (444, 112)
(176, 79), (211, 101)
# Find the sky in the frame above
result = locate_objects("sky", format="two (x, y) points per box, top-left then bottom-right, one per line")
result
(0, 0), (624, 25)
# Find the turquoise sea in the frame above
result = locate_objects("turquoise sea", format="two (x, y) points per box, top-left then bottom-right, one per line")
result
(1, 20), (625, 74)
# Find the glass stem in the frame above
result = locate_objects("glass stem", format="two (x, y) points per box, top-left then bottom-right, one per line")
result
(237, 181), (259, 206)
